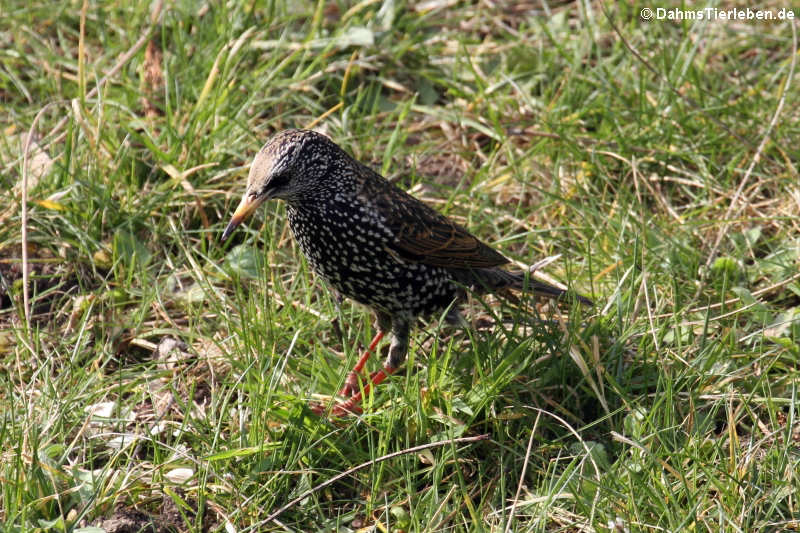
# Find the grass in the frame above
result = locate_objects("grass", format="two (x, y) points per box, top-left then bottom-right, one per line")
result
(1, 0), (799, 531)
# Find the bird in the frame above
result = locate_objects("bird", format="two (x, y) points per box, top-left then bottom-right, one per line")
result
(222, 129), (591, 416)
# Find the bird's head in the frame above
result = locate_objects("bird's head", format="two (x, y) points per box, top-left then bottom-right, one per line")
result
(221, 129), (337, 241)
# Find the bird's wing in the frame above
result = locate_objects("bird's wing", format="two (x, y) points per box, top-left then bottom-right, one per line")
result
(358, 168), (509, 268)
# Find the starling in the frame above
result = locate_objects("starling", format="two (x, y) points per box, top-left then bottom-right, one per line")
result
(222, 129), (591, 416)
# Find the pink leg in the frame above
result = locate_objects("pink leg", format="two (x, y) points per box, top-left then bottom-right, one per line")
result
(309, 331), (386, 417)
(339, 331), (385, 396)
(329, 365), (396, 417)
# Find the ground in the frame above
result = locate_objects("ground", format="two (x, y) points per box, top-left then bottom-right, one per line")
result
(1, 1), (799, 532)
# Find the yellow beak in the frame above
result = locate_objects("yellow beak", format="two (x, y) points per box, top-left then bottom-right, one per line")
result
(221, 193), (264, 241)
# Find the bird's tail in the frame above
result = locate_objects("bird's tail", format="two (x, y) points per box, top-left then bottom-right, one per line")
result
(462, 268), (593, 306)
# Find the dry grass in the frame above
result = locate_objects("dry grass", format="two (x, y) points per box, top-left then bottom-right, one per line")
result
(1, 1), (799, 531)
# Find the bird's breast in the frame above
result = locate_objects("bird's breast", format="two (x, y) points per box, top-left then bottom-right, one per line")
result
(286, 201), (392, 278)
(285, 202), (458, 316)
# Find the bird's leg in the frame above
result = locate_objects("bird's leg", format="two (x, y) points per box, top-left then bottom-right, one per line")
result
(339, 330), (384, 396)
(329, 320), (409, 417)
(329, 364), (396, 416)
(339, 311), (391, 396)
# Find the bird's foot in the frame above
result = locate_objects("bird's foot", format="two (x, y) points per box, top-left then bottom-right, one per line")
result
(330, 398), (364, 417)
(336, 331), (386, 397)
(309, 401), (326, 416)
(310, 367), (394, 418)
(339, 370), (362, 397)
(309, 397), (364, 417)
(308, 373), (370, 417)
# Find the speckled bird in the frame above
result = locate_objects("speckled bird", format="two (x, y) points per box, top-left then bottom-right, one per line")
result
(222, 129), (591, 416)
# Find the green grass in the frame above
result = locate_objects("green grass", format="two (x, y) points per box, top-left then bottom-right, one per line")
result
(2, 1), (799, 531)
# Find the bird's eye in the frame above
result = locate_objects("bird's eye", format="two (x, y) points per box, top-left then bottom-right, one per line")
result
(269, 171), (291, 190)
